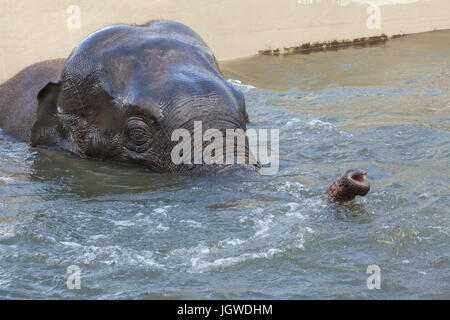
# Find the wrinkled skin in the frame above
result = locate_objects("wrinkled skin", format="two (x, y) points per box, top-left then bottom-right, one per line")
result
(0, 21), (370, 203)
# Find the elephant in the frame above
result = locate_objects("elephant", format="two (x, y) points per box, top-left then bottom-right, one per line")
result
(0, 20), (370, 202)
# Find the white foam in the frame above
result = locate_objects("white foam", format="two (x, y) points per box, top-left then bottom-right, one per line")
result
(154, 205), (171, 216)
(112, 220), (136, 227)
(169, 244), (211, 257)
(285, 202), (307, 219)
(61, 241), (83, 248)
(227, 79), (256, 92)
(77, 245), (163, 268)
(276, 181), (308, 199)
(90, 234), (107, 241)
(287, 202), (301, 211)
(285, 118), (302, 127)
(218, 238), (246, 248)
(156, 223), (169, 232)
(189, 248), (283, 273)
(307, 119), (334, 129)
(253, 214), (274, 237)
(306, 119), (352, 137)
(292, 238), (305, 249)
(0, 176), (15, 184)
(181, 219), (204, 229)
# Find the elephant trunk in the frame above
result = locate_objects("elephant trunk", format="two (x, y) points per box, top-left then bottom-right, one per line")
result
(325, 169), (370, 203)
(163, 116), (259, 174)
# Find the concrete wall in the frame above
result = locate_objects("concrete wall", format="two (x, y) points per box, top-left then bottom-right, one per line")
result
(0, 0), (449, 82)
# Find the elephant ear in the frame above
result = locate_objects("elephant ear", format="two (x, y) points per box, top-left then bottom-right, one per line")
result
(31, 81), (66, 147)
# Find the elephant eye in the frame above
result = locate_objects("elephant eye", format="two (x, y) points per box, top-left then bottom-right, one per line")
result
(125, 118), (152, 151)
(129, 128), (147, 144)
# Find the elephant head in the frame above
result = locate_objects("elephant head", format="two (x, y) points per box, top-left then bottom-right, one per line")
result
(31, 21), (256, 174)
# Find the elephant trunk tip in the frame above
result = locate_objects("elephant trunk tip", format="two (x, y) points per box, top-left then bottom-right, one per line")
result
(325, 168), (370, 203)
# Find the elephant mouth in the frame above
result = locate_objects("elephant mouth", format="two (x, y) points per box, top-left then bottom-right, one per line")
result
(351, 171), (367, 183)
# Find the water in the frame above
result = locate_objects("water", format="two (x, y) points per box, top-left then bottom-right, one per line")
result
(0, 31), (449, 299)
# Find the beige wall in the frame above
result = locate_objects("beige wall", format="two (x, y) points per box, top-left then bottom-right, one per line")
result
(0, 0), (449, 82)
